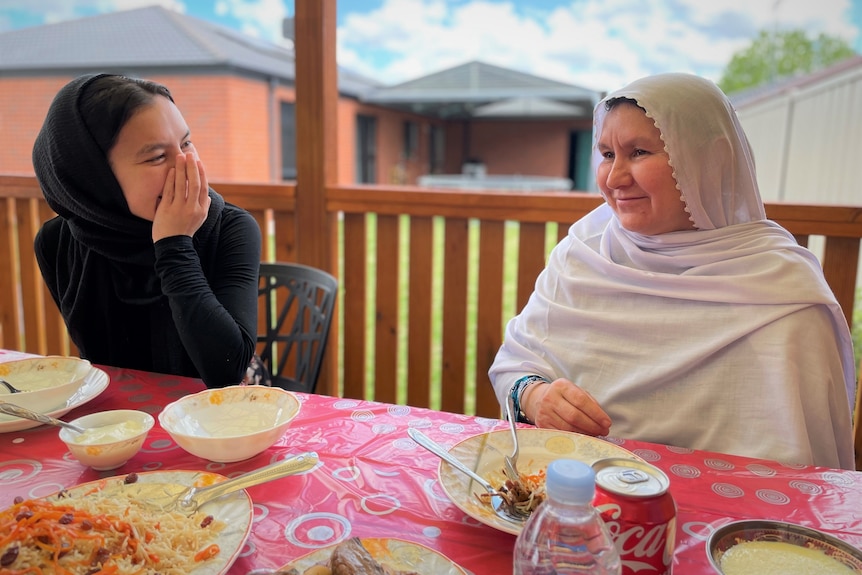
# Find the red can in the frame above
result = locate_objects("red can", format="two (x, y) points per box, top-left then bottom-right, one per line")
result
(592, 457), (676, 575)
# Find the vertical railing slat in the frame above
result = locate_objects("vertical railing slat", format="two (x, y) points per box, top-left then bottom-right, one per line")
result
(374, 214), (400, 404)
(0, 198), (19, 350)
(342, 212), (366, 399)
(557, 221), (569, 243)
(516, 222), (547, 313)
(18, 200), (45, 353)
(475, 219), (505, 418)
(407, 216), (433, 408)
(247, 209), (269, 261)
(273, 209), (297, 264)
(318, 210), (341, 397)
(822, 236), (860, 331)
(441, 217), (469, 414)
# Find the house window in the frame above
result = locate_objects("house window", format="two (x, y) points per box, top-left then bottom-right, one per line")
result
(356, 115), (377, 183)
(280, 102), (297, 180)
(403, 120), (419, 159)
(429, 125), (445, 174)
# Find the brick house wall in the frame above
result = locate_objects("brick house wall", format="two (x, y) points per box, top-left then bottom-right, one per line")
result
(444, 118), (593, 186)
(1, 73), (588, 186)
(0, 74), (283, 183)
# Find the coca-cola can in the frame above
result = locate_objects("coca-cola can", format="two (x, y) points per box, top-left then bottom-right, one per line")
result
(592, 457), (676, 575)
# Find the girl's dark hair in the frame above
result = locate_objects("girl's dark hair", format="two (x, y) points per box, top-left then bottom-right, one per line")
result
(79, 75), (174, 154)
(604, 96), (642, 112)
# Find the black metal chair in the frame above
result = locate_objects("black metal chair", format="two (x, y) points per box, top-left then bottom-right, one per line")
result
(257, 262), (338, 393)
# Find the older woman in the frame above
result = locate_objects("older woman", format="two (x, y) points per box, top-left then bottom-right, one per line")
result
(33, 74), (262, 388)
(489, 73), (855, 469)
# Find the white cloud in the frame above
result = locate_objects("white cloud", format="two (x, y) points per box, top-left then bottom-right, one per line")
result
(336, 0), (860, 92)
(2, 0), (857, 91)
(213, 0), (291, 48)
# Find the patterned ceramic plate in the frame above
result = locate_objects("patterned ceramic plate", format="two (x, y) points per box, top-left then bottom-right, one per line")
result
(12, 470), (254, 575)
(707, 520), (862, 574)
(0, 366), (109, 433)
(438, 428), (642, 535)
(279, 537), (468, 574)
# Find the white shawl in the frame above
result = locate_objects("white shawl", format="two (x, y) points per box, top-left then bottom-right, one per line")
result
(489, 74), (855, 469)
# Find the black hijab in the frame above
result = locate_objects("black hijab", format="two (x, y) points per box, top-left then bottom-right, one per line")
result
(32, 73), (225, 347)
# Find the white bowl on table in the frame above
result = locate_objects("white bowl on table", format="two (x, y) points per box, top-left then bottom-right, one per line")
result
(158, 385), (301, 463)
(59, 409), (155, 470)
(0, 356), (93, 414)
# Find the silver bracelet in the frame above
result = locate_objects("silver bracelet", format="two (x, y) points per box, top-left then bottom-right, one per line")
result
(510, 374), (549, 424)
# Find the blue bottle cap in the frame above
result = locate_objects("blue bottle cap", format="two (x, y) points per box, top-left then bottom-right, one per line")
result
(546, 459), (596, 504)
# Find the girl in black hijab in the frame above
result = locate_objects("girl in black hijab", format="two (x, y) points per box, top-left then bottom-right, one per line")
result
(33, 74), (262, 387)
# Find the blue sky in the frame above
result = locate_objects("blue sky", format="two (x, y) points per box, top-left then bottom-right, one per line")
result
(1, 0), (860, 92)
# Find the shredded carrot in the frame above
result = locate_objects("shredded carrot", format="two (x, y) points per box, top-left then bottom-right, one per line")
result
(0, 499), (135, 572)
(1, 484), (226, 574)
(193, 543), (220, 562)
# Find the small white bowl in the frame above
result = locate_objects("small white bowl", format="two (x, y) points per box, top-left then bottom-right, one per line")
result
(0, 356), (93, 414)
(158, 385), (301, 463)
(59, 409), (155, 471)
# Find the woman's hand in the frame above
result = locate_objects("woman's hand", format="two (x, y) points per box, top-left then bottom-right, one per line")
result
(522, 378), (612, 436)
(152, 152), (211, 242)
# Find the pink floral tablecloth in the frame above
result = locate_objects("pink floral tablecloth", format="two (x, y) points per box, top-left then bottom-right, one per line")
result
(1, 349), (860, 574)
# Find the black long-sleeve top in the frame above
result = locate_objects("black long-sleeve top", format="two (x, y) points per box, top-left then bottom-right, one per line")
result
(34, 204), (261, 387)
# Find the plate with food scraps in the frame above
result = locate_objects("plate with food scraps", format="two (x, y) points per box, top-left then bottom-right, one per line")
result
(707, 519), (862, 575)
(279, 537), (468, 574)
(437, 428), (642, 536)
(0, 469), (253, 575)
(0, 365), (110, 433)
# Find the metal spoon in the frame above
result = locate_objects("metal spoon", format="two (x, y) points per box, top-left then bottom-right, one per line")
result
(110, 451), (320, 514)
(0, 401), (85, 433)
(504, 394), (521, 482)
(408, 427), (528, 524)
(0, 378), (22, 393)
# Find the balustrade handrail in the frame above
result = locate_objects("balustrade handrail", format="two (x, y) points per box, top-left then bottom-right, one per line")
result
(2, 174), (861, 470)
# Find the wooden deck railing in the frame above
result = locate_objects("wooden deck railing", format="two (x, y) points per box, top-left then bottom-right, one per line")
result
(3, 175), (861, 427)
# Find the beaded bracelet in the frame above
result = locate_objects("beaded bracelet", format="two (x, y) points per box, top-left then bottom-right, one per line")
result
(509, 374), (550, 424)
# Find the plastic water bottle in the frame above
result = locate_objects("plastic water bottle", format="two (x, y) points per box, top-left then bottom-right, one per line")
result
(513, 459), (621, 575)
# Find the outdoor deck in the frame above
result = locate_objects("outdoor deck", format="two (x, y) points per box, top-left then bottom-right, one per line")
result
(2, 0), (861, 468)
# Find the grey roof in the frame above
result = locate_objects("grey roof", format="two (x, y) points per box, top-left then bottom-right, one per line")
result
(0, 7), (601, 117)
(361, 60), (601, 119)
(0, 5), (380, 97)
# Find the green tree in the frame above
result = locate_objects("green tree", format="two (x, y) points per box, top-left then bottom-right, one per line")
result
(719, 29), (857, 94)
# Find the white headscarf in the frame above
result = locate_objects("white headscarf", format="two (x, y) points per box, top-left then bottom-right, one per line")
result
(489, 73), (856, 468)
(592, 72), (765, 230)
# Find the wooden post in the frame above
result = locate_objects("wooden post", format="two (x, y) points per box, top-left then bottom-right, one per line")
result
(294, 0), (339, 395)
(294, 0), (337, 272)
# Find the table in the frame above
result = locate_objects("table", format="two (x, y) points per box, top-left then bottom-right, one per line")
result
(1, 349), (860, 574)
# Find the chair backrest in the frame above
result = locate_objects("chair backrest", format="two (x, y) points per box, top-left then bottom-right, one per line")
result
(257, 262), (338, 394)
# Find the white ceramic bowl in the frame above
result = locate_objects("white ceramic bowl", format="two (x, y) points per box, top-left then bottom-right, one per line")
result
(59, 409), (155, 471)
(158, 385), (301, 463)
(707, 519), (862, 574)
(0, 356), (93, 414)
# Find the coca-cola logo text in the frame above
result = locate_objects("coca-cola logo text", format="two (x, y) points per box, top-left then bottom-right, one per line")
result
(596, 503), (675, 574)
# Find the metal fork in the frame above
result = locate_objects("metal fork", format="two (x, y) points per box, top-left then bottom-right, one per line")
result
(408, 428), (528, 523)
(504, 394), (521, 482)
